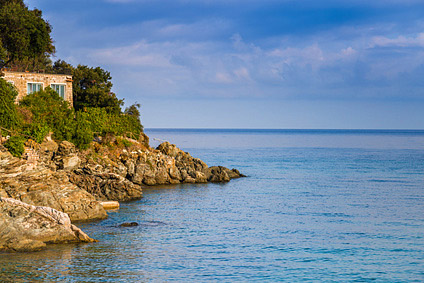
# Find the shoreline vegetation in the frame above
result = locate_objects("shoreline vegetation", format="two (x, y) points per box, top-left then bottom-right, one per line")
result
(0, 0), (244, 252)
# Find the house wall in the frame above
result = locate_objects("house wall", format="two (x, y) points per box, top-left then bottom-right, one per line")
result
(2, 71), (73, 106)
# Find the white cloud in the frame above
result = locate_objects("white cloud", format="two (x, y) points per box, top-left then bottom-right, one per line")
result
(371, 33), (424, 47)
(340, 47), (357, 57)
(59, 18), (424, 101)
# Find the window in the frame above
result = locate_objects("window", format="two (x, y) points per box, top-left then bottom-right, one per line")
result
(51, 84), (66, 99)
(27, 83), (43, 94)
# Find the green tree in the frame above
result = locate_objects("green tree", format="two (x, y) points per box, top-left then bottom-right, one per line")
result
(48, 59), (73, 75)
(0, 0), (55, 70)
(124, 103), (143, 134)
(0, 39), (7, 66)
(124, 103), (141, 118)
(72, 65), (123, 114)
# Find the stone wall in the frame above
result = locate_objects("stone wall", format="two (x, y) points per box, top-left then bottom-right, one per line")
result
(2, 71), (73, 106)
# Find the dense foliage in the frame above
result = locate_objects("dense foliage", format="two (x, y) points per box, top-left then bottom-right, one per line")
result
(0, 0), (55, 70)
(0, 84), (143, 153)
(0, 78), (20, 131)
(72, 65), (124, 114)
(19, 88), (75, 142)
(81, 107), (143, 138)
(4, 135), (25, 157)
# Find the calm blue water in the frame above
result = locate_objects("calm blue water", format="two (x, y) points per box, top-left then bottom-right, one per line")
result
(1, 129), (424, 282)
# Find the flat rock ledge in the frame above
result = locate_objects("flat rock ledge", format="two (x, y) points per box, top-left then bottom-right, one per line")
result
(0, 197), (96, 253)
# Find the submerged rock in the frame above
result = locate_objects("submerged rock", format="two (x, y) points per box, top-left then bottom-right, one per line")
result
(119, 222), (139, 227)
(0, 198), (96, 253)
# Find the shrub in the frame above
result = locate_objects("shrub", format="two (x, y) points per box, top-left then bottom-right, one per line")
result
(4, 135), (25, 157)
(0, 79), (21, 133)
(115, 137), (132, 148)
(21, 122), (50, 143)
(80, 107), (143, 138)
(72, 111), (93, 150)
(10, 84), (143, 151)
(19, 87), (75, 142)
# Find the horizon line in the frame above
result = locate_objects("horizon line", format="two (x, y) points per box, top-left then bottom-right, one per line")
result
(144, 128), (424, 131)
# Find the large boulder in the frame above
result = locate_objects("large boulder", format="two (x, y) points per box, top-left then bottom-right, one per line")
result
(0, 149), (107, 222)
(0, 198), (96, 253)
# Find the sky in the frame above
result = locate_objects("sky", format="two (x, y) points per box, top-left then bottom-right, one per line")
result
(26, 0), (424, 129)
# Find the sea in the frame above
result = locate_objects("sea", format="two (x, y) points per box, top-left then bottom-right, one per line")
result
(1, 129), (424, 282)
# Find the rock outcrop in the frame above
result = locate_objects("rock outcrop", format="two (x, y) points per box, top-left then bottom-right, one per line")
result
(54, 141), (81, 171)
(0, 145), (107, 222)
(70, 167), (143, 201)
(67, 141), (244, 202)
(0, 135), (244, 218)
(204, 166), (245, 182)
(0, 197), (96, 252)
(0, 133), (245, 253)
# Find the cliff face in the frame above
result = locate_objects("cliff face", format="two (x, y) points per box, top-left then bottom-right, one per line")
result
(69, 140), (244, 202)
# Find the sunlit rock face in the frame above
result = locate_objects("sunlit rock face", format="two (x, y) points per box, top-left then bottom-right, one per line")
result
(0, 144), (107, 222)
(0, 198), (96, 253)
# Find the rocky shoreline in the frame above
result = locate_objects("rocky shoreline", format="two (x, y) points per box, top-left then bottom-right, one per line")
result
(0, 133), (244, 252)
(0, 198), (95, 252)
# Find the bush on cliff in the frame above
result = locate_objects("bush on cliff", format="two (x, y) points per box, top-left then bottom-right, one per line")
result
(17, 89), (143, 150)
(72, 111), (93, 150)
(4, 135), (25, 157)
(21, 122), (50, 143)
(19, 88), (75, 142)
(0, 78), (21, 132)
(76, 107), (143, 139)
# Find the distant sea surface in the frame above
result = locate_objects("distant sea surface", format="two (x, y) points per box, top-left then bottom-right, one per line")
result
(1, 129), (424, 282)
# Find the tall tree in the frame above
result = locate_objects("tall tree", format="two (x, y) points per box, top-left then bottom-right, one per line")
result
(0, 0), (55, 70)
(49, 59), (73, 75)
(72, 65), (124, 114)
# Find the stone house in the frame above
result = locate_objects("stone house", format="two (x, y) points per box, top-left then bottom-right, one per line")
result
(2, 70), (73, 106)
